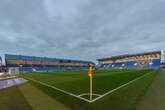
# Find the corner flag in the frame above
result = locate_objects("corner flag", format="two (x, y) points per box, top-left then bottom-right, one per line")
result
(88, 65), (93, 77)
(88, 65), (93, 101)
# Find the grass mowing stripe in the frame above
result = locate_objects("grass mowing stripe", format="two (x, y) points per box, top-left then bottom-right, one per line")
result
(23, 76), (92, 103)
(18, 83), (70, 110)
(91, 70), (155, 103)
(22, 70), (154, 103)
(0, 86), (32, 110)
(55, 70), (151, 95)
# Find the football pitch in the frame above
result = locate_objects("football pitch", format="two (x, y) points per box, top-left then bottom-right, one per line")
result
(19, 69), (157, 110)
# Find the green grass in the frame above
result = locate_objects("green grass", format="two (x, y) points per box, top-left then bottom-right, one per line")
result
(22, 69), (152, 95)
(18, 83), (70, 110)
(0, 85), (32, 110)
(20, 69), (156, 110)
(0, 83), (71, 110)
(137, 71), (165, 110)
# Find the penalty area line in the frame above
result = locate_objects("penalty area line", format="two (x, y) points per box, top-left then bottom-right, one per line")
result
(23, 76), (92, 103)
(91, 71), (155, 103)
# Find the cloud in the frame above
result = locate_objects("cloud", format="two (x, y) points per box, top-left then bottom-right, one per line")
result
(0, 0), (165, 62)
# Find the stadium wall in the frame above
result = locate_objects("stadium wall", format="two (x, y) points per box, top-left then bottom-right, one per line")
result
(0, 56), (2, 66)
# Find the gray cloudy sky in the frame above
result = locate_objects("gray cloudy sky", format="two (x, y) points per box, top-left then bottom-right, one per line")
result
(0, 0), (165, 62)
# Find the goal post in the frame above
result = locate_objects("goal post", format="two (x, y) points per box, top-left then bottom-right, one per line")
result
(8, 67), (19, 75)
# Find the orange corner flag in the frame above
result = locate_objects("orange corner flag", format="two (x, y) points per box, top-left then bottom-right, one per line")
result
(88, 65), (93, 77)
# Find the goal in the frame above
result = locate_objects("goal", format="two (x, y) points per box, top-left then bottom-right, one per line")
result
(8, 67), (19, 75)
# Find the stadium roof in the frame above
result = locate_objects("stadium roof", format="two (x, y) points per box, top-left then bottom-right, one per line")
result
(5, 54), (94, 64)
(97, 51), (161, 61)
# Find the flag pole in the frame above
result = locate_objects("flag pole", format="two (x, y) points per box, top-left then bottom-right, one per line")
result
(90, 75), (93, 101)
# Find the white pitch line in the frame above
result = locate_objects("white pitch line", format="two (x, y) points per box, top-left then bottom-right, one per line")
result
(78, 93), (101, 97)
(91, 71), (155, 103)
(23, 70), (155, 103)
(23, 76), (92, 103)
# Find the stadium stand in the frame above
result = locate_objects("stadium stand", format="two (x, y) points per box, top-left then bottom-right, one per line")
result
(97, 51), (161, 70)
(5, 54), (95, 72)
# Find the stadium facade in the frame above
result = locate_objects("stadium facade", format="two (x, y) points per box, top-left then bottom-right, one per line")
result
(1, 50), (165, 73)
(0, 57), (2, 66)
(97, 50), (165, 70)
(5, 54), (94, 72)
(0, 57), (2, 72)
